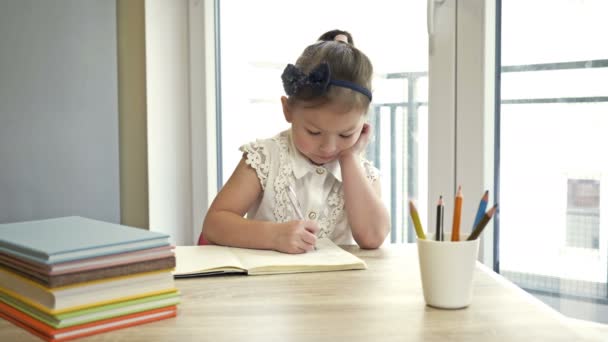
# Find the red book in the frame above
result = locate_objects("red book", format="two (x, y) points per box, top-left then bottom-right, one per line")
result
(0, 300), (177, 342)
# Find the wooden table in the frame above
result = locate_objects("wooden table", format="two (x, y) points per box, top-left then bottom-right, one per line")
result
(0, 244), (599, 341)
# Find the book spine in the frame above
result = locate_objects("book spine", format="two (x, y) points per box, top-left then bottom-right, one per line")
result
(0, 244), (49, 261)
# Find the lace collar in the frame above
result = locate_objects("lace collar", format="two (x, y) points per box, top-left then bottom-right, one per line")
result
(286, 129), (343, 182)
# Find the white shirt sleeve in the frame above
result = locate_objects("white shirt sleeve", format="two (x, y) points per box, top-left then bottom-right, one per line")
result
(239, 140), (271, 190)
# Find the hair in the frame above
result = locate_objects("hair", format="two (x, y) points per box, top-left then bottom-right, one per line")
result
(287, 29), (373, 112)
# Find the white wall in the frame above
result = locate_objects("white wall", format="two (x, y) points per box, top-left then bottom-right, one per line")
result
(428, 0), (457, 234)
(455, 0), (496, 264)
(428, 0), (496, 266)
(145, 0), (193, 244)
(189, 0), (218, 244)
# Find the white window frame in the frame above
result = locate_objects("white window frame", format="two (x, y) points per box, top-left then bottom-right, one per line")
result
(188, 0), (495, 258)
(189, 0), (219, 244)
(428, 0), (496, 267)
(454, 0), (496, 267)
(428, 0), (457, 242)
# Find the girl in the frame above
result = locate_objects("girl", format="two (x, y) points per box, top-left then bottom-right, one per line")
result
(203, 30), (390, 253)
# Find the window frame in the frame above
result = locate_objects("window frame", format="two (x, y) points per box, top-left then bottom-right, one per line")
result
(193, 0), (492, 254)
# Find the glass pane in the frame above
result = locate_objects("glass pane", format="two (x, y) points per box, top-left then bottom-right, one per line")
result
(500, 0), (608, 323)
(219, 0), (428, 243)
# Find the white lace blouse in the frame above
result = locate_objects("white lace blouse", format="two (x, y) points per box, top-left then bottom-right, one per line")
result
(239, 129), (380, 245)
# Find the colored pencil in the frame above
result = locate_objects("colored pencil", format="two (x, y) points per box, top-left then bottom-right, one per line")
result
(472, 190), (489, 230)
(435, 196), (444, 241)
(287, 186), (305, 220)
(467, 204), (498, 241)
(409, 200), (426, 240)
(451, 185), (463, 241)
(288, 186), (316, 250)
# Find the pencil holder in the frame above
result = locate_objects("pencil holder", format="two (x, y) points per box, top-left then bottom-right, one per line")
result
(416, 233), (480, 309)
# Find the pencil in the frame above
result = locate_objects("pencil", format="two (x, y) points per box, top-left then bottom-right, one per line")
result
(467, 204), (498, 241)
(472, 190), (489, 229)
(288, 186), (316, 250)
(287, 186), (305, 220)
(435, 196), (444, 241)
(409, 200), (426, 240)
(451, 185), (463, 241)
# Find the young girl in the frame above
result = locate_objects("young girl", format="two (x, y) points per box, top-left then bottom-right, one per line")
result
(202, 30), (390, 254)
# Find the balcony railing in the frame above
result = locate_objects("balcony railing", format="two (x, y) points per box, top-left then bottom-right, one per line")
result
(370, 58), (608, 244)
(370, 59), (608, 311)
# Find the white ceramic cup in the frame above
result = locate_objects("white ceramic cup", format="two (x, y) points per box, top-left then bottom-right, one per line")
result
(416, 233), (480, 309)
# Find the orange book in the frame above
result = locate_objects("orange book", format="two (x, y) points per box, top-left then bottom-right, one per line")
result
(0, 301), (177, 342)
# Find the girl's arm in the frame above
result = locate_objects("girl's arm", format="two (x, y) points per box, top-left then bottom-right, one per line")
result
(202, 157), (318, 254)
(339, 124), (390, 248)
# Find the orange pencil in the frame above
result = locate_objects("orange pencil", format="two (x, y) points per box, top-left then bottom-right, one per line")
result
(451, 185), (463, 241)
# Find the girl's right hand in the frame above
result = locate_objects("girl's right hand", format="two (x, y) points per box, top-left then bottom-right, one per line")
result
(274, 220), (320, 254)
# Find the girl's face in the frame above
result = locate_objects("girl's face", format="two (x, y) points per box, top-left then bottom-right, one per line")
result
(281, 97), (366, 165)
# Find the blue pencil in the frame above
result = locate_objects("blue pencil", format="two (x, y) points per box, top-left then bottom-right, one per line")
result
(472, 190), (489, 229)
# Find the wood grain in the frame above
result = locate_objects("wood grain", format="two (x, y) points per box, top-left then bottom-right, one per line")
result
(0, 244), (602, 341)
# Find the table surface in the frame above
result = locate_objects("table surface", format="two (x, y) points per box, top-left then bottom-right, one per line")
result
(0, 244), (601, 341)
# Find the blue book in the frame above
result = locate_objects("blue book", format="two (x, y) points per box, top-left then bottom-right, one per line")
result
(0, 217), (170, 265)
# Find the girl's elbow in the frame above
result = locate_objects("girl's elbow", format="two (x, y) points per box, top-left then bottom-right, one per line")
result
(201, 225), (212, 244)
(358, 240), (383, 249)
(356, 228), (389, 249)
(201, 212), (218, 243)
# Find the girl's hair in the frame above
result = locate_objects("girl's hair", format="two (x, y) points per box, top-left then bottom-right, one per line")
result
(284, 29), (373, 112)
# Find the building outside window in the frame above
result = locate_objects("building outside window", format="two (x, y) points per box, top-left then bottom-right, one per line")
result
(498, 0), (608, 323)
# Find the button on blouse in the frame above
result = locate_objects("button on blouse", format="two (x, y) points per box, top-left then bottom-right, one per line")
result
(239, 129), (380, 245)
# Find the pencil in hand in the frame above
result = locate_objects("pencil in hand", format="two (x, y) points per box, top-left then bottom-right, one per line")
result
(435, 196), (444, 241)
(288, 186), (316, 250)
(451, 185), (463, 241)
(467, 204), (498, 241)
(409, 200), (426, 240)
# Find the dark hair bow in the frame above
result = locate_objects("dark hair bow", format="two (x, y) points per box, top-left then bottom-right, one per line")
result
(281, 62), (331, 98)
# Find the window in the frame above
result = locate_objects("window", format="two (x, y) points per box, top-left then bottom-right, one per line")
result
(498, 0), (608, 323)
(218, 0), (435, 243)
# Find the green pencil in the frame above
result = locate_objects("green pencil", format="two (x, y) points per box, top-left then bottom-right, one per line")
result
(409, 200), (426, 240)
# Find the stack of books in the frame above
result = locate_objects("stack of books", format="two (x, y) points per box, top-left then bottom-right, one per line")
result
(0, 216), (180, 341)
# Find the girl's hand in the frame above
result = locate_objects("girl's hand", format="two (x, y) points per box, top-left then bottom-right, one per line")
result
(339, 123), (371, 163)
(273, 220), (320, 254)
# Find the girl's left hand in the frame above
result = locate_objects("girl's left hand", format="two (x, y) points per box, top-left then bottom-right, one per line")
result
(339, 123), (371, 161)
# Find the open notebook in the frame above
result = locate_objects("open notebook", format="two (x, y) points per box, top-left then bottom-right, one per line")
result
(173, 238), (366, 277)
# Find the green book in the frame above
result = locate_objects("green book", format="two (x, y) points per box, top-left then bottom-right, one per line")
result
(0, 290), (180, 328)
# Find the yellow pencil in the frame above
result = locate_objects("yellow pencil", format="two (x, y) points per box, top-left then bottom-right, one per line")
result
(409, 200), (426, 240)
(451, 185), (463, 241)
